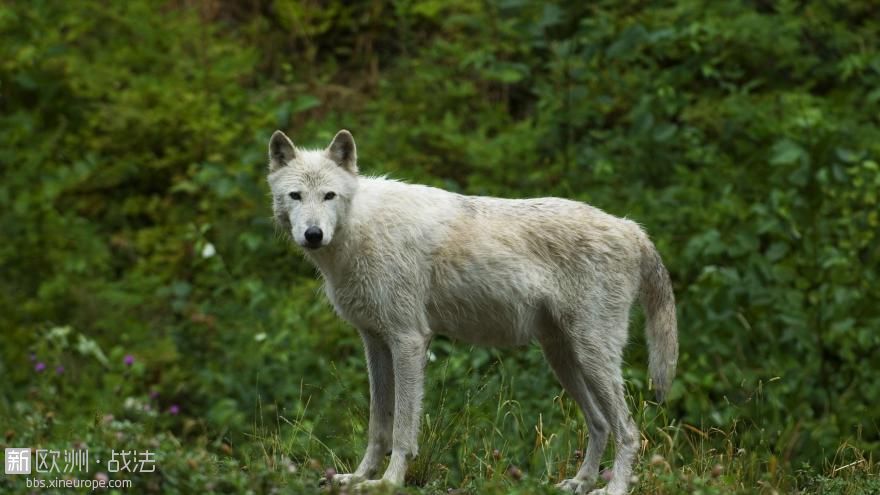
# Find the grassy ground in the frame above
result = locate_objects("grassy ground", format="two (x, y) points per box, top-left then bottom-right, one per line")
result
(2, 359), (877, 495)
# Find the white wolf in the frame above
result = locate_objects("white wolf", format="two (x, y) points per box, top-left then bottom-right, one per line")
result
(266, 130), (678, 495)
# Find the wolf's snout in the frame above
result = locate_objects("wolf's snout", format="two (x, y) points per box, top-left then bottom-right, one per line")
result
(304, 226), (323, 248)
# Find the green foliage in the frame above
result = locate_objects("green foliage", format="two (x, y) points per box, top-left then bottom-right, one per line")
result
(1, 0), (879, 493)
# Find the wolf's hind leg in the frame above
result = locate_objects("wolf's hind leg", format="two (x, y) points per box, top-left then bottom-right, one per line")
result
(539, 332), (610, 494)
(573, 322), (639, 495)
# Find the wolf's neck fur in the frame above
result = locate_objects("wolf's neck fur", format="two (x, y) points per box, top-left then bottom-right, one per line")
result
(300, 175), (455, 288)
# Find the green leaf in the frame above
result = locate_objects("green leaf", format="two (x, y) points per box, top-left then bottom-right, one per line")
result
(770, 139), (807, 165)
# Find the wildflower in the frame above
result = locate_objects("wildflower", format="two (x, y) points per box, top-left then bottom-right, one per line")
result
(124, 355), (134, 366)
(35, 362), (46, 372)
(168, 404), (180, 415)
(324, 467), (336, 481)
(201, 242), (216, 258)
(601, 469), (613, 481)
(506, 465), (522, 480)
(56, 365), (65, 375)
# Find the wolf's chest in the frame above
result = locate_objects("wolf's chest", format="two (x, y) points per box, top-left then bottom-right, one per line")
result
(320, 264), (420, 330)
(323, 279), (378, 327)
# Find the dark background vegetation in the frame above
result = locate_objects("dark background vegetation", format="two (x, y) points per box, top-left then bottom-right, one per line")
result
(1, 1), (878, 493)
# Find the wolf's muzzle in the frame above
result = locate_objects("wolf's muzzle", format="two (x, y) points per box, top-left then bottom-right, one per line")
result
(304, 226), (323, 249)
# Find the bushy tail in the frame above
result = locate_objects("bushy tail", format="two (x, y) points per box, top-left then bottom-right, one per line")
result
(639, 238), (678, 402)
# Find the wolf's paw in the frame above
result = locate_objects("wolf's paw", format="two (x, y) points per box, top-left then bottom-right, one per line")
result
(586, 488), (626, 495)
(555, 478), (595, 494)
(352, 479), (395, 493)
(329, 473), (365, 486)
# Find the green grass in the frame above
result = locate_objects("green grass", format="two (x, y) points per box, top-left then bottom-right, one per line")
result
(5, 358), (874, 495)
(245, 378), (879, 495)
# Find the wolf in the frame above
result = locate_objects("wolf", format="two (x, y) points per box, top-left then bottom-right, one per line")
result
(266, 129), (678, 495)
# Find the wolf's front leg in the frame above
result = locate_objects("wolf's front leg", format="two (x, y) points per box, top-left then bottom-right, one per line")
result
(378, 332), (430, 486)
(334, 330), (395, 486)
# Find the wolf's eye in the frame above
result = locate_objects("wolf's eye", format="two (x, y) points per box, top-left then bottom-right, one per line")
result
(324, 192), (336, 200)
(289, 192), (301, 200)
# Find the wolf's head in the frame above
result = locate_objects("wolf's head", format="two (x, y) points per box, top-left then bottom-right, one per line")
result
(266, 130), (358, 250)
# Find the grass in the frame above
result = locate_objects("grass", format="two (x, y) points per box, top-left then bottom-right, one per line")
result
(2, 356), (877, 494)
(240, 360), (879, 495)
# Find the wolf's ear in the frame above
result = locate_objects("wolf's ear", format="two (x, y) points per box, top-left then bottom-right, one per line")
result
(326, 129), (357, 174)
(268, 130), (296, 172)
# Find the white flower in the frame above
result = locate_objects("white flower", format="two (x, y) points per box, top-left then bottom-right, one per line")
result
(201, 242), (216, 258)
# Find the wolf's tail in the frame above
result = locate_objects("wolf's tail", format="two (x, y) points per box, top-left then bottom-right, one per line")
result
(639, 237), (678, 402)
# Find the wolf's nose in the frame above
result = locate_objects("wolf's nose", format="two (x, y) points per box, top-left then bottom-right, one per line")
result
(304, 226), (323, 246)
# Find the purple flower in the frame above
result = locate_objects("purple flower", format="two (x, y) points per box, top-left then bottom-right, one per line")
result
(29, 353), (37, 362)
(56, 365), (65, 375)
(35, 362), (46, 372)
(168, 404), (180, 415)
(149, 390), (159, 400)
(124, 355), (134, 366)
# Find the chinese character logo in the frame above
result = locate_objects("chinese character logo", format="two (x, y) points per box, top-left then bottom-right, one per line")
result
(35, 449), (60, 473)
(108, 450), (155, 472)
(63, 449), (89, 472)
(5, 448), (31, 475)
